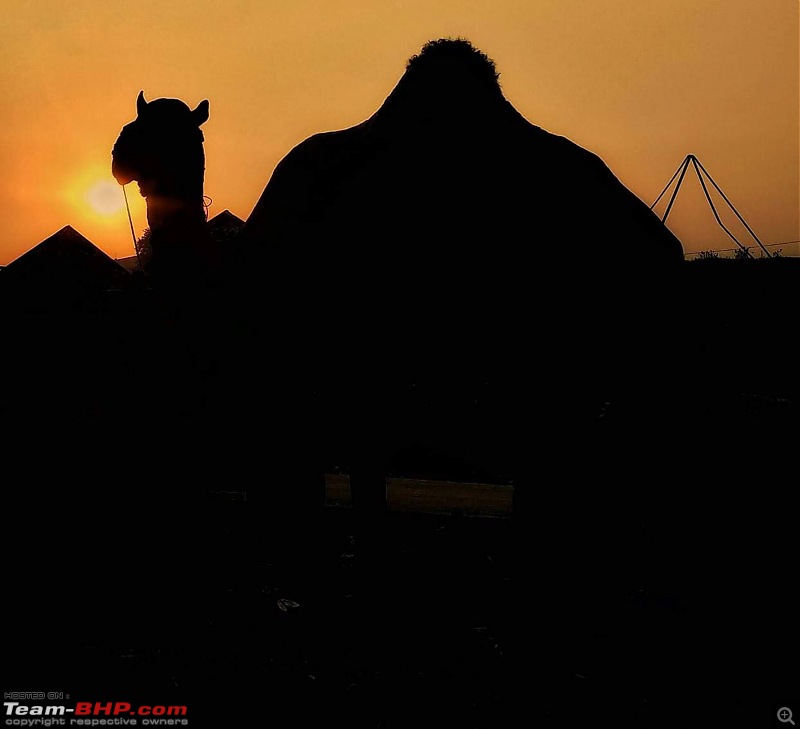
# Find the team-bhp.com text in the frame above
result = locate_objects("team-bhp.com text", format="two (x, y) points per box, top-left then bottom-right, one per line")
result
(4, 702), (188, 726)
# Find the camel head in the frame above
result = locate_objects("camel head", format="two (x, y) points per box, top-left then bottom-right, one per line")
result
(112, 91), (209, 199)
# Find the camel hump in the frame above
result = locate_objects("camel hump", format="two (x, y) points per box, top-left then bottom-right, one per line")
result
(403, 37), (501, 91)
(240, 35), (683, 287)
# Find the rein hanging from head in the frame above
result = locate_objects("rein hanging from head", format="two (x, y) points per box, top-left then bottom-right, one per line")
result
(121, 184), (213, 270)
(123, 184), (136, 244)
(122, 184), (142, 270)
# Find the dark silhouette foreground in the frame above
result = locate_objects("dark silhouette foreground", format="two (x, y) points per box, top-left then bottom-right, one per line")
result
(235, 42), (684, 470)
(1, 38), (796, 728)
(229, 38), (687, 618)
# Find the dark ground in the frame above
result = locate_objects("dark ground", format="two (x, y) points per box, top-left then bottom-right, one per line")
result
(3, 258), (798, 728)
(5, 398), (798, 729)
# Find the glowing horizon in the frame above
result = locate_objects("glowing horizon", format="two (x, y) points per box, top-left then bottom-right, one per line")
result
(1, 0), (797, 264)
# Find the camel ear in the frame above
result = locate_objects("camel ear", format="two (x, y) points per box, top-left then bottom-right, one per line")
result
(137, 90), (148, 116)
(192, 99), (210, 126)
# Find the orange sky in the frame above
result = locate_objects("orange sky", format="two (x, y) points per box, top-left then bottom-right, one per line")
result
(1, 0), (797, 264)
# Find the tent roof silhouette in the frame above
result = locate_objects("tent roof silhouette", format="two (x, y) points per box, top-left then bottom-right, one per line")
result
(1, 225), (132, 295)
(207, 209), (245, 243)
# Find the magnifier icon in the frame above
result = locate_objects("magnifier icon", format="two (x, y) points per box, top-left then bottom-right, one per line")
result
(778, 708), (795, 725)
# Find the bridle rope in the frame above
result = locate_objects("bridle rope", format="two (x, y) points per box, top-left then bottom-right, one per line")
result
(122, 183), (145, 272)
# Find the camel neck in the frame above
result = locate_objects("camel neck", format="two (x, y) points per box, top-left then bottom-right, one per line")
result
(146, 194), (206, 233)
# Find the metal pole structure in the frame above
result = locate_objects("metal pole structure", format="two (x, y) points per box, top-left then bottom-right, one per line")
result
(659, 155), (692, 225)
(652, 154), (773, 259)
(651, 155), (691, 213)
(692, 156), (772, 258)
(689, 157), (754, 258)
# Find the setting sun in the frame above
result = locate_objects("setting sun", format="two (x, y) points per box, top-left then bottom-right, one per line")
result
(86, 180), (126, 216)
(0, 0), (796, 265)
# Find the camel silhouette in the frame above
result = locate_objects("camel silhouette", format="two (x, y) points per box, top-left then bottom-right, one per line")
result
(230, 38), (685, 552)
(112, 91), (215, 288)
